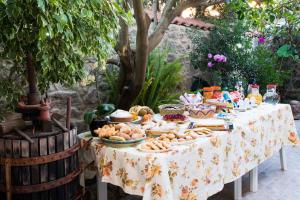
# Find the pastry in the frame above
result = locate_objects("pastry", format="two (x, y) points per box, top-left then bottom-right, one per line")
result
(117, 133), (131, 140)
(139, 140), (171, 152)
(110, 109), (133, 122)
(141, 114), (152, 124)
(157, 132), (189, 143)
(131, 133), (145, 139)
(129, 106), (154, 116)
(96, 123), (145, 141)
(109, 135), (126, 141)
(94, 125), (117, 137)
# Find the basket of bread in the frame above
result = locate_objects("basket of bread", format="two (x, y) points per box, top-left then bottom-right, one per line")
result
(94, 123), (146, 147)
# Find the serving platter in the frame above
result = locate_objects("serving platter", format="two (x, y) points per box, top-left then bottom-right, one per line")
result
(101, 137), (146, 148)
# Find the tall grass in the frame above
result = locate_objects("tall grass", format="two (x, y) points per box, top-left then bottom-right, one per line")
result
(132, 48), (183, 112)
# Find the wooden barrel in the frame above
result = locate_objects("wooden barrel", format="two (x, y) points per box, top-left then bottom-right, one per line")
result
(0, 128), (83, 200)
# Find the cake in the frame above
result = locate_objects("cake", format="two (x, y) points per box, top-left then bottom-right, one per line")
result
(110, 109), (133, 123)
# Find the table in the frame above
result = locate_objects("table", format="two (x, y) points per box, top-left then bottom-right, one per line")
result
(79, 104), (299, 200)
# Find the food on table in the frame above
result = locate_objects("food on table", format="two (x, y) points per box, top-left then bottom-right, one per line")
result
(131, 112), (139, 121)
(143, 121), (178, 137)
(188, 104), (216, 119)
(229, 91), (242, 102)
(94, 123), (145, 141)
(211, 86), (222, 99)
(193, 119), (225, 130)
(141, 114), (152, 124)
(247, 84), (262, 104)
(110, 109), (133, 122)
(180, 92), (203, 106)
(157, 127), (213, 144)
(129, 105), (154, 116)
(203, 87), (214, 101)
(163, 114), (187, 123)
(158, 104), (184, 116)
(185, 127), (213, 135)
(139, 140), (171, 152)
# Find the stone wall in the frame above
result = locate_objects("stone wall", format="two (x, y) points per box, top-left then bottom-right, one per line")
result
(130, 24), (205, 89)
(47, 58), (111, 132)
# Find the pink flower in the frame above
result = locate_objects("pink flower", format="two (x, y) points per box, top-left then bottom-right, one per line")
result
(208, 62), (214, 68)
(214, 54), (227, 63)
(208, 53), (213, 59)
(213, 54), (221, 62)
(258, 37), (265, 44)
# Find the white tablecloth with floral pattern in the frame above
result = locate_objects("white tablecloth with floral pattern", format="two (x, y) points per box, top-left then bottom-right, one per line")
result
(79, 104), (299, 200)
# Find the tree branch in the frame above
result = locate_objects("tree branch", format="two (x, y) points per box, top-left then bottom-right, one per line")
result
(115, 1), (130, 55)
(106, 58), (120, 66)
(152, 0), (159, 27)
(148, 0), (225, 53)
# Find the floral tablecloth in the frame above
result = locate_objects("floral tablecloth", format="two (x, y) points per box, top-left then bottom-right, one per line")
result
(79, 104), (299, 200)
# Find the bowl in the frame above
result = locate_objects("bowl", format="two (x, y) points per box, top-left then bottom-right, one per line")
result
(188, 104), (216, 119)
(158, 104), (184, 116)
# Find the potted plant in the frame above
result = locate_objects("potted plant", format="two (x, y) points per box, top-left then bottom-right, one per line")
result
(84, 103), (115, 136)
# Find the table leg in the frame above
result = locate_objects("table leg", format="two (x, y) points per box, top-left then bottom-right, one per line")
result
(234, 177), (242, 200)
(97, 174), (107, 200)
(280, 147), (287, 171)
(250, 167), (258, 192)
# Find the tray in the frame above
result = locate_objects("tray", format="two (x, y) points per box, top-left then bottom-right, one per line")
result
(101, 137), (145, 148)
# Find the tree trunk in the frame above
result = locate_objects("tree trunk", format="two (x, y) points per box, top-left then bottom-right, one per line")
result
(116, 0), (150, 109)
(117, 49), (136, 109)
(26, 54), (40, 105)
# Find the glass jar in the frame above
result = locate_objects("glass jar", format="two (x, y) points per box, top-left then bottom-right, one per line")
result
(263, 84), (280, 104)
(247, 84), (263, 104)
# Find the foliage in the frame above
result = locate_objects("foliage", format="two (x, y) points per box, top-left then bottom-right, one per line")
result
(189, 18), (291, 92)
(0, 0), (126, 109)
(190, 19), (253, 89)
(242, 45), (290, 93)
(225, 0), (299, 97)
(132, 49), (183, 112)
(83, 103), (115, 124)
(226, 0), (300, 62)
(105, 65), (120, 105)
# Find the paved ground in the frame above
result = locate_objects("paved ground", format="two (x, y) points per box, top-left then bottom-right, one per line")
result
(209, 120), (300, 200)
(89, 121), (300, 200)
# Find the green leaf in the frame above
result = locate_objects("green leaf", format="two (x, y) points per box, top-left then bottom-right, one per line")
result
(96, 104), (115, 117)
(83, 111), (96, 124)
(276, 44), (294, 58)
(38, 0), (45, 12)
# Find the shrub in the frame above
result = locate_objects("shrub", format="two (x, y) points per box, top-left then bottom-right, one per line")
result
(189, 19), (291, 93)
(132, 49), (183, 112)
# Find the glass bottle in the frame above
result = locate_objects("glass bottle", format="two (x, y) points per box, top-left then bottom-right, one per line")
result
(263, 84), (280, 105)
(235, 81), (245, 100)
